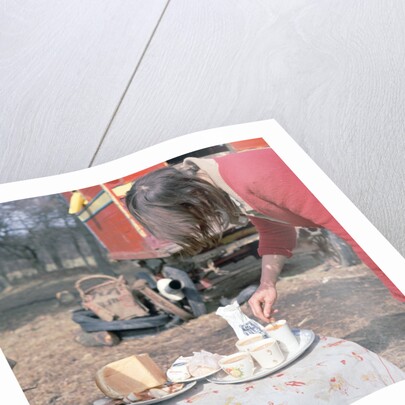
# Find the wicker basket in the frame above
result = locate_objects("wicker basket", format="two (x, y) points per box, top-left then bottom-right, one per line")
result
(75, 275), (149, 322)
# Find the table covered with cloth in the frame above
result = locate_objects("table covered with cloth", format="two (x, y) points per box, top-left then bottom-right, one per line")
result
(164, 335), (405, 405)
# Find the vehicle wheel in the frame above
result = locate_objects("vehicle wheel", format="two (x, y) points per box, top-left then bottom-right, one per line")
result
(117, 317), (183, 340)
(71, 309), (171, 333)
(163, 265), (207, 317)
(319, 229), (361, 267)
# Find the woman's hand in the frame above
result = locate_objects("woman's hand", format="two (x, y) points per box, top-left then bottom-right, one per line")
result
(248, 282), (278, 323)
(248, 254), (286, 323)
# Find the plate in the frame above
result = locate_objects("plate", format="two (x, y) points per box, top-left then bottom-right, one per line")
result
(207, 328), (315, 384)
(126, 382), (196, 404)
(167, 367), (222, 383)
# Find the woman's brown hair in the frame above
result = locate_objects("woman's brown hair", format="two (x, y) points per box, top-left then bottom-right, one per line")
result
(125, 165), (239, 256)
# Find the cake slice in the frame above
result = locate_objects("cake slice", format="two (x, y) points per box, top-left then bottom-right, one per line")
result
(95, 354), (167, 399)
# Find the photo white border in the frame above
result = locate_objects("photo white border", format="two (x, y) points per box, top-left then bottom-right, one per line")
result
(0, 350), (30, 405)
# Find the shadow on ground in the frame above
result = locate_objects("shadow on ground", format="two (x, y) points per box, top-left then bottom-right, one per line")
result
(344, 313), (405, 354)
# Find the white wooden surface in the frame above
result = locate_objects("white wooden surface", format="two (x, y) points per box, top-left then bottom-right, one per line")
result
(0, 0), (168, 180)
(1, 0), (405, 256)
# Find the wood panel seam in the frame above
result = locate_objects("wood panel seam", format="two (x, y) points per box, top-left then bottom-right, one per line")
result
(88, 0), (172, 168)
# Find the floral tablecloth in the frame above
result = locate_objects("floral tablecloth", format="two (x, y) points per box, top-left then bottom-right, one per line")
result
(164, 335), (405, 405)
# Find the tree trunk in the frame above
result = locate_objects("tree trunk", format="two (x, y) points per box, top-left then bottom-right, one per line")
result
(69, 215), (115, 276)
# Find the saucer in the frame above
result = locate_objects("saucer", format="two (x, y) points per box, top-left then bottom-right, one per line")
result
(207, 329), (315, 384)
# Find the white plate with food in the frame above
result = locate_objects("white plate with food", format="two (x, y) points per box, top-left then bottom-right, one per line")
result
(207, 328), (315, 384)
(168, 368), (221, 383)
(166, 351), (223, 383)
(125, 381), (196, 404)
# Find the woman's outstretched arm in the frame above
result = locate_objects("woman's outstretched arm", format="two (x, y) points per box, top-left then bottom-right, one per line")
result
(248, 254), (287, 323)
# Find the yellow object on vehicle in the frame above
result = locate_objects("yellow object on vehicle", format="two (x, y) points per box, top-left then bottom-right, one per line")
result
(69, 191), (87, 214)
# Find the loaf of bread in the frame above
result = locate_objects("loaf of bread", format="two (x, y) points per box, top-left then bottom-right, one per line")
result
(95, 354), (167, 399)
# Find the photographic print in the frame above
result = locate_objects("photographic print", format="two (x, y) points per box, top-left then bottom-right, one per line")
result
(0, 122), (404, 405)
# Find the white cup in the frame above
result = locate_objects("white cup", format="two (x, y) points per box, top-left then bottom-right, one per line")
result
(247, 338), (285, 369)
(218, 352), (255, 379)
(264, 320), (299, 354)
(235, 334), (264, 352)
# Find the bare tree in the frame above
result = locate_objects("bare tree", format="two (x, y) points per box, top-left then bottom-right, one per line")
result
(0, 194), (114, 286)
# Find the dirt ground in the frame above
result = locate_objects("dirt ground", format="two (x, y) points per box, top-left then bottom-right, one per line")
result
(1, 254), (404, 405)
